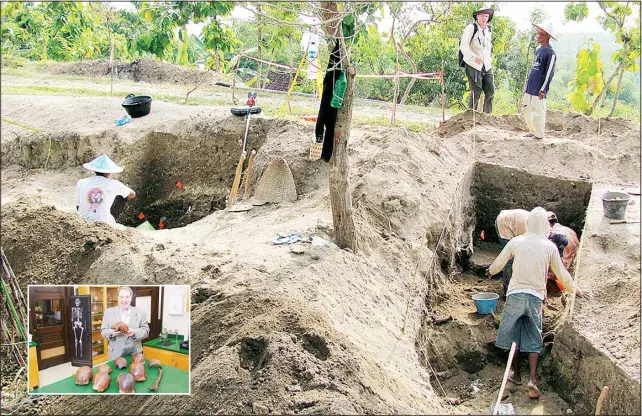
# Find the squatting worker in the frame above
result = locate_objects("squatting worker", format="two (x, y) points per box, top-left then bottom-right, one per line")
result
(547, 211), (579, 292)
(522, 21), (557, 140)
(459, 6), (495, 113)
(75, 153), (135, 226)
(100, 286), (149, 361)
(495, 209), (530, 298)
(486, 207), (586, 399)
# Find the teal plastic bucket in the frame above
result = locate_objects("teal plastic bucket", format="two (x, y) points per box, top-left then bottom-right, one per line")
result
(601, 191), (630, 220)
(472, 292), (499, 315)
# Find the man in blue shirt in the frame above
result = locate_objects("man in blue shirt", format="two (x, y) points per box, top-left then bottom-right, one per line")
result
(522, 22), (557, 140)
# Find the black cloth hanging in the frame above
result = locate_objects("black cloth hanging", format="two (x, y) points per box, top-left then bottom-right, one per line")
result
(315, 41), (342, 162)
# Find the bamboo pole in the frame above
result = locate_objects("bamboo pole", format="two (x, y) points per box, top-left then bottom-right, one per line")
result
(441, 62), (445, 124)
(493, 342), (517, 415)
(595, 386), (610, 415)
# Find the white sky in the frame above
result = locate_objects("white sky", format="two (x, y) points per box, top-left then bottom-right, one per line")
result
(110, 1), (621, 37)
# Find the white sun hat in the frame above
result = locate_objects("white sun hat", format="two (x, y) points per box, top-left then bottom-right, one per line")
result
(82, 153), (123, 173)
(533, 21), (557, 40)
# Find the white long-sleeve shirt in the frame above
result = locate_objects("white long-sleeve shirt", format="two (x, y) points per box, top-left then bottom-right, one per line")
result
(460, 23), (492, 71)
(489, 209), (575, 299)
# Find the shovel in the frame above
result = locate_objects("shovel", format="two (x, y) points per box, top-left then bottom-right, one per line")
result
(228, 93), (261, 209)
(609, 219), (640, 224)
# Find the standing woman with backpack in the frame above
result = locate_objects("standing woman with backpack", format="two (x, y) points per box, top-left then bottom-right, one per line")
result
(459, 7), (495, 113)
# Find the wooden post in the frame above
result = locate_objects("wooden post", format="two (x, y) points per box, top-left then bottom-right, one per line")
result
(109, 37), (114, 96)
(391, 71), (399, 126)
(441, 63), (445, 124)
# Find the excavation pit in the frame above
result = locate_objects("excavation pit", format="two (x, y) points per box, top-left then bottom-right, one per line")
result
(420, 163), (596, 414)
(115, 126), (270, 229)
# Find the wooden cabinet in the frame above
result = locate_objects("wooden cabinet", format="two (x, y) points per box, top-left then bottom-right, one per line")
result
(143, 346), (189, 371)
(77, 286), (119, 365)
(172, 352), (189, 371)
(29, 345), (39, 391)
(143, 346), (174, 366)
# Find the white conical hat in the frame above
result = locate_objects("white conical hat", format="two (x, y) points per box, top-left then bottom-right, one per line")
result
(534, 21), (556, 40)
(82, 153), (123, 173)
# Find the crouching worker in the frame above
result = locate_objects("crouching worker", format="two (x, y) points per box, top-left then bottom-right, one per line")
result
(495, 209), (530, 299)
(486, 207), (586, 399)
(75, 153), (135, 226)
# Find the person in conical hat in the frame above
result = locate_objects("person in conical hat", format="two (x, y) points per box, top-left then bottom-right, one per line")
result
(75, 153), (136, 226)
(522, 21), (557, 140)
(459, 6), (495, 113)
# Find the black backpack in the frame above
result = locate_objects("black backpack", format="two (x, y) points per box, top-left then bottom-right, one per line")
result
(458, 24), (491, 68)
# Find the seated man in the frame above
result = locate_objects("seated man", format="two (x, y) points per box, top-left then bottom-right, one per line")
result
(495, 209), (530, 298)
(75, 153), (135, 226)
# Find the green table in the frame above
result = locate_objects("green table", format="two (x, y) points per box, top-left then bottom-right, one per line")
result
(31, 353), (189, 394)
(143, 335), (188, 355)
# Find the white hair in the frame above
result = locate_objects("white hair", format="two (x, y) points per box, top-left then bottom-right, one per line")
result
(118, 286), (133, 298)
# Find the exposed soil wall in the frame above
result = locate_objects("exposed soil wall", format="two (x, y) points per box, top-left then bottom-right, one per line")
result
(472, 162), (592, 240)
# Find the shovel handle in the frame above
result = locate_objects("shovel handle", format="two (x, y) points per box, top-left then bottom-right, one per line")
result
(227, 152), (246, 209)
(493, 342), (517, 415)
(595, 386), (609, 415)
(243, 149), (256, 200)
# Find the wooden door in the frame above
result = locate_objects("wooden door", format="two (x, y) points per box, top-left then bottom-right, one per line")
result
(131, 286), (161, 340)
(29, 286), (73, 370)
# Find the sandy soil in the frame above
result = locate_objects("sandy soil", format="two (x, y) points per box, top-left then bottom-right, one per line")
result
(1, 64), (640, 415)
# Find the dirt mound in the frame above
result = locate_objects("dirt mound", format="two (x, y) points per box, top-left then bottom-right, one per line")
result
(438, 110), (639, 145)
(0, 202), (131, 289)
(46, 59), (226, 87)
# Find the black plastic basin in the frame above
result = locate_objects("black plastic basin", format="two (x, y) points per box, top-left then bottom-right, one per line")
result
(122, 94), (152, 118)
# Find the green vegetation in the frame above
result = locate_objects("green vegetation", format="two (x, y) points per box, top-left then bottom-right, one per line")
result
(1, 2), (639, 121)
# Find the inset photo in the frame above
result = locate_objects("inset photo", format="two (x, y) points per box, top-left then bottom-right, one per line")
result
(28, 284), (190, 394)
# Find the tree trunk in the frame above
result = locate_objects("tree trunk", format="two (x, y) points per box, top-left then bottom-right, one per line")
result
(588, 59), (624, 116)
(398, 43), (417, 105)
(256, 5), (263, 89)
(320, 1), (358, 251)
(608, 43), (628, 117)
(215, 47), (221, 73)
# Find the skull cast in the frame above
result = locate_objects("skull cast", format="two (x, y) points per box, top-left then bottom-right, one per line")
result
(74, 366), (93, 385)
(129, 362), (146, 382)
(92, 371), (111, 392)
(132, 351), (145, 364)
(111, 322), (129, 333)
(114, 357), (127, 369)
(117, 373), (136, 393)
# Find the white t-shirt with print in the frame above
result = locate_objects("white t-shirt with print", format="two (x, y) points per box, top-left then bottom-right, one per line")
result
(75, 176), (133, 225)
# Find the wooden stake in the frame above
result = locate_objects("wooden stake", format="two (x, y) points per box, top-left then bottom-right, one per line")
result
(493, 341), (517, 415)
(595, 386), (610, 415)
(243, 149), (256, 200)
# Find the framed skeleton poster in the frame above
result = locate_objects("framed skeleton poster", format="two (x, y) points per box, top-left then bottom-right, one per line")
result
(68, 295), (91, 367)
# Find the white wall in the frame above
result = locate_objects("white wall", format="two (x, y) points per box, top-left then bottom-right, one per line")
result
(161, 285), (190, 337)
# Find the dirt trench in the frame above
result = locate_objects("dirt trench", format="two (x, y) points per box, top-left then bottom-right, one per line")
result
(414, 160), (640, 415)
(1, 97), (640, 415)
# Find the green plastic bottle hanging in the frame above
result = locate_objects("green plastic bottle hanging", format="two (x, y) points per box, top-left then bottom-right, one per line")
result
(330, 70), (347, 109)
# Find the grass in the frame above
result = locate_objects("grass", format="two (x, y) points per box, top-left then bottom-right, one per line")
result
(2, 82), (439, 132)
(2, 85), (229, 107)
